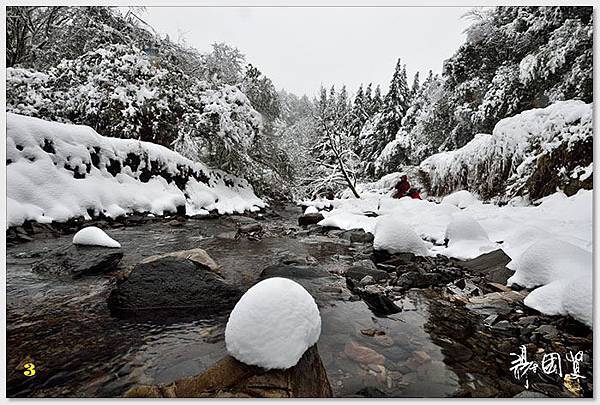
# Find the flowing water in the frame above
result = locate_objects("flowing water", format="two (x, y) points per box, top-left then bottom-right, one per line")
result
(6, 206), (460, 397)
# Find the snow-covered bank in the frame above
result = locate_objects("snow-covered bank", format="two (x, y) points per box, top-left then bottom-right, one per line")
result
(420, 101), (593, 201)
(7, 113), (265, 227)
(304, 189), (592, 325)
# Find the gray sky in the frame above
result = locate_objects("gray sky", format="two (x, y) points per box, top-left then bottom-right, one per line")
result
(143, 7), (472, 97)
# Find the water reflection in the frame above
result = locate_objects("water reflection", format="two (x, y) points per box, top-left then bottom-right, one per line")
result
(7, 214), (458, 397)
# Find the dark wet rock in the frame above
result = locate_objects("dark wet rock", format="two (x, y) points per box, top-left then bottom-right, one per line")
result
(534, 324), (559, 340)
(260, 263), (329, 279)
(375, 251), (417, 266)
(353, 285), (401, 316)
(360, 328), (386, 337)
(31, 245), (123, 278)
(338, 229), (374, 244)
(344, 341), (385, 365)
(358, 275), (376, 286)
(345, 265), (389, 283)
(454, 249), (514, 284)
(353, 259), (377, 271)
(483, 314), (499, 326)
(395, 271), (440, 289)
(516, 315), (539, 327)
(466, 291), (528, 316)
(491, 320), (518, 337)
(124, 345), (332, 398)
(139, 248), (221, 274)
(298, 213), (324, 226)
(107, 256), (242, 318)
(238, 223), (263, 234)
(229, 215), (258, 224)
(355, 386), (387, 398)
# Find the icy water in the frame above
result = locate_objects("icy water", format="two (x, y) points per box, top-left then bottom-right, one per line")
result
(6, 206), (459, 397)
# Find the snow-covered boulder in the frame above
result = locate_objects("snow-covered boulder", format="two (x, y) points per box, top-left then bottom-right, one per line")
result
(524, 274), (592, 327)
(304, 206), (319, 215)
(441, 190), (479, 209)
(73, 226), (121, 248)
(507, 238), (592, 326)
(373, 216), (430, 256)
(7, 113), (265, 226)
(442, 214), (497, 260)
(507, 238), (591, 287)
(225, 277), (321, 370)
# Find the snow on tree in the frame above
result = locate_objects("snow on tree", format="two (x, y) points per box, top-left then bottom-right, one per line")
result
(420, 100), (592, 201)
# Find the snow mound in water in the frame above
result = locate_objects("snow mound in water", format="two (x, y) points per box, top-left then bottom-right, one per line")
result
(373, 216), (430, 256)
(442, 213), (497, 260)
(304, 205), (319, 215)
(73, 226), (121, 248)
(441, 190), (479, 209)
(225, 277), (321, 370)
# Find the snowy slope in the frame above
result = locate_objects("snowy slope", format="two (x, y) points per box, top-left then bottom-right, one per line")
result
(7, 113), (265, 227)
(420, 100), (592, 201)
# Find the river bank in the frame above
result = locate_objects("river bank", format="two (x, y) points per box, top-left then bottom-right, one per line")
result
(6, 205), (592, 397)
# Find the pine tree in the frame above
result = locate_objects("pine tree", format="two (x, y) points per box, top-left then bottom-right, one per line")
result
(380, 59), (410, 145)
(371, 85), (383, 115)
(364, 83), (373, 114)
(410, 72), (420, 102)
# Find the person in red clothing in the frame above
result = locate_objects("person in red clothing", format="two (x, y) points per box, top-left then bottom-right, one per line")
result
(392, 175), (411, 198)
(408, 188), (422, 200)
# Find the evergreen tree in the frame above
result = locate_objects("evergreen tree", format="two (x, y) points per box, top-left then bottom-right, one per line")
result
(371, 85), (383, 114)
(409, 72), (420, 102)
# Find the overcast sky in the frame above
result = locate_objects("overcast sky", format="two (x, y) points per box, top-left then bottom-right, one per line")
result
(143, 7), (473, 97)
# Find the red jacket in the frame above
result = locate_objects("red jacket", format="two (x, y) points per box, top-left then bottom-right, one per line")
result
(409, 191), (422, 200)
(394, 180), (410, 197)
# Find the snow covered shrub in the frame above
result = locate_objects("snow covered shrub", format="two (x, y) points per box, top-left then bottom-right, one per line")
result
(421, 100), (592, 201)
(6, 45), (263, 183)
(7, 113), (265, 226)
(6, 68), (55, 118)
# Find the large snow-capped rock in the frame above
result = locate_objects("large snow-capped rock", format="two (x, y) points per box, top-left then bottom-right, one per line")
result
(373, 216), (431, 256)
(7, 113), (265, 226)
(421, 100), (592, 201)
(225, 277), (321, 370)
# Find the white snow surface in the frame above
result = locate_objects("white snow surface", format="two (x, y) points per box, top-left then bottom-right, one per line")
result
(373, 216), (431, 256)
(72, 226), (121, 248)
(304, 205), (319, 215)
(443, 213), (497, 260)
(7, 113), (265, 226)
(420, 101), (592, 200)
(441, 190), (480, 209)
(306, 188), (591, 325)
(225, 277), (321, 370)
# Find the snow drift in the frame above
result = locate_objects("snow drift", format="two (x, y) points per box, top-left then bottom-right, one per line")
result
(7, 113), (265, 227)
(421, 100), (593, 201)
